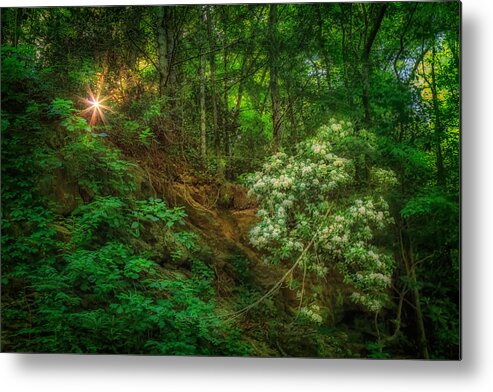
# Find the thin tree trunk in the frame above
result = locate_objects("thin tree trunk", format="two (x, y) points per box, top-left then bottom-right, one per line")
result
(268, 4), (282, 152)
(393, 4), (417, 83)
(288, 93), (298, 149)
(206, 7), (220, 161)
(399, 227), (430, 359)
(407, 245), (430, 359)
(157, 7), (170, 97)
(340, 5), (354, 109)
(14, 8), (23, 47)
(361, 4), (388, 126)
(222, 33), (231, 177)
(199, 7), (207, 164)
(431, 44), (446, 187)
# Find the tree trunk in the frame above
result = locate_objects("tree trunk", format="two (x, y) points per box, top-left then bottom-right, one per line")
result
(222, 35), (231, 178)
(232, 16), (257, 133)
(409, 256), (430, 359)
(340, 5), (354, 109)
(199, 7), (207, 164)
(361, 4), (388, 127)
(268, 4), (282, 152)
(14, 8), (24, 47)
(157, 6), (176, 98)
(206, 7), (220, 161)
(431, 44), (446, 187)
(399, 228), (430, 359)
(288, 93), (298, 150)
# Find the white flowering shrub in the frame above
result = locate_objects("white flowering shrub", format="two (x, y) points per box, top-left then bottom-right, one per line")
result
(247, 118), (397, 314)
(299, 304), (323, 324)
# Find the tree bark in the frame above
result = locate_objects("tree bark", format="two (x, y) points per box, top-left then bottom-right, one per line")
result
(287, 93), (298, 149)
(206, 7), (220, 160)
(431, 44), (446, 187)
(340, 4), (354, 109)
(407, 245), (430, 359)
(268, 4), (282, 152)
(399, 227), (430, 359)
(157, 6), (176, 98)
(361, 4), (388, 127)
(199, 7), (207, 164)
(222, 32), (231, 177)
(14, 8), (24, 47)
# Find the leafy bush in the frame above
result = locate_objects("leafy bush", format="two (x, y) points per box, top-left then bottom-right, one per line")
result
(2, 192), (249, 354)
(48, 98), (77, 119)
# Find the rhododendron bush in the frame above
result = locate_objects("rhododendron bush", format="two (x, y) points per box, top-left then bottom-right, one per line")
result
(247, 119), (398, 314)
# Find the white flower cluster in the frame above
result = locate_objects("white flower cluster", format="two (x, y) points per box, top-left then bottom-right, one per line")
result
(247, 119), (397, 314)
(351, 292), (384, 313)
(299, 304), (323, 324)
(371, 168), (399, 189)
(311, 142), (329, 155)
(308, 262), (329, 277)
(319, 118), (354, 141)
(347, 197), (394, 231)
(315, 197), (394, 312)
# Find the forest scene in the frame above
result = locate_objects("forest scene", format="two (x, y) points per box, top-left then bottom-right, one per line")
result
(0, 2), (460, 359)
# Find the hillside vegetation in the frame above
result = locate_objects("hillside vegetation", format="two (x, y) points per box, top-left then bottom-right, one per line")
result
(1, 3), (460, 358)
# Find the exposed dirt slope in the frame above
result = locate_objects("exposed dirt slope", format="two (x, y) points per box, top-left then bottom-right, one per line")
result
(170, 181), (288, 295)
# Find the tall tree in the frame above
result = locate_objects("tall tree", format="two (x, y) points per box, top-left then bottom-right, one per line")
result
(199, 7), (207, 164)
(268, 4), (282, 151)
(430, 43), (446, 187)
(206, 7), (220, 160)
(157, 6), (177, 97)
(361, 3), (388, 126)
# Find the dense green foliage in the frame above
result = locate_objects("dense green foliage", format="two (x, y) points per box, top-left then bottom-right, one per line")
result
(1, 2), (459, 358)
(1, 46), (248, 355)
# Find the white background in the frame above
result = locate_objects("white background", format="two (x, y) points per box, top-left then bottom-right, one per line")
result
(1, 0), (491, 391)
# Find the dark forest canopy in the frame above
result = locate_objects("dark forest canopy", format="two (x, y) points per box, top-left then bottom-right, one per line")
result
(1, 2), (460, 358)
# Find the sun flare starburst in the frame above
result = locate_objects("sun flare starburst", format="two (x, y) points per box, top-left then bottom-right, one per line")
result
(81, 89), (111, 125)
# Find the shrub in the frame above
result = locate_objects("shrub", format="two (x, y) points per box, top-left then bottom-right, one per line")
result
(246, 119), (397, 314)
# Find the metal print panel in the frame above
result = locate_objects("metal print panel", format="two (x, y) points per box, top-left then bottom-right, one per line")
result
(0, 1), (461, 359)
